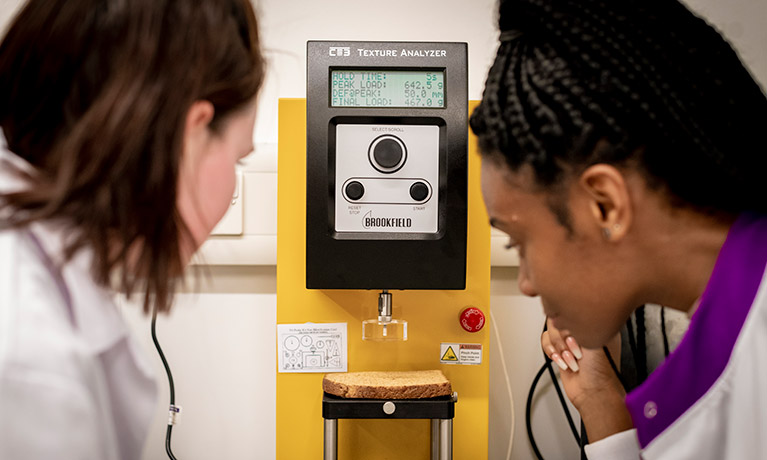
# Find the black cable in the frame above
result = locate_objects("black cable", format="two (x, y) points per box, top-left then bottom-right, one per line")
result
(151, 306), (179, 460)
(635, 305), (647, 382)
(661, 307), (670, 358)
(526, 359), (585, 460)
(602, 346), (628, 392)
(544, 357), (582, 443)
(579, 419), (589, 460)
(529, 308), (664, 459)
(541, 324), (582, 444)
(525, 321), (585, 460)
(531, 317), (659, 459)
(625, 315), (637, 365)
(525, 362), (549, 460)
(530, 341), (627, 460)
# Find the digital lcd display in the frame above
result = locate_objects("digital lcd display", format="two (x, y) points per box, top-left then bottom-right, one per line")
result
(330, 70), (445, 108)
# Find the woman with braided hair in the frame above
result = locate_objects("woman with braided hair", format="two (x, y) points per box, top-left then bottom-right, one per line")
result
(474, 0), (767, 458)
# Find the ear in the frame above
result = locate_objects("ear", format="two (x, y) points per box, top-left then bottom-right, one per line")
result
(182, 100), (215, 160)
(578, 164), (632, 242)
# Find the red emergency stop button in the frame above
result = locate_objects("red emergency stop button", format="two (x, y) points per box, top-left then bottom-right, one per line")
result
(460, 307), (485, 332)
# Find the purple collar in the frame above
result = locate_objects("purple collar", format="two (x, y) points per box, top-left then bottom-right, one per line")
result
(625, 213), (767, 447)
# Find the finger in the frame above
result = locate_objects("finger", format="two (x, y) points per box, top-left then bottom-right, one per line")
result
(565, 336), (583, 360)
(541, 331), (555, 357)
(550, 352), (569, 371)
(541, 332), (569, 370)
(546, 318), (569, 355)
(562, 350), (580, 372)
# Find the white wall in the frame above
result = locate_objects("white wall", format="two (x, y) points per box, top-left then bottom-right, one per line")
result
(119, 289), (277, 460)
(253, 0), (500, 144)
(2, 1), (766, 460)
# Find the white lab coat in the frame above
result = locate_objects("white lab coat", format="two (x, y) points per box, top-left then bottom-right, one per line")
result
(585, 213), (767, 459)
(0, 133), (157, 460)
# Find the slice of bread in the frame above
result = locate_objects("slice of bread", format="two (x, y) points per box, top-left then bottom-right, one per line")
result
(323, 370), (451, 399)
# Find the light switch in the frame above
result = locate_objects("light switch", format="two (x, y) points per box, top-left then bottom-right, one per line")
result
(210, 170), (244, 236)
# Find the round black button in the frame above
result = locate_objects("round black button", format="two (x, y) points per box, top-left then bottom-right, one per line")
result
(410, 182), (429, 202)
(373, 138), (404, 169)
(345, 181), (364, 201)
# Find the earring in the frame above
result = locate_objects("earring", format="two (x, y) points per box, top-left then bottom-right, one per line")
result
(602, 227), (612, 240)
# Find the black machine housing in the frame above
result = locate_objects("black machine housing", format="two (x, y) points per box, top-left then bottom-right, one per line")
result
(306, 41), (468, 289)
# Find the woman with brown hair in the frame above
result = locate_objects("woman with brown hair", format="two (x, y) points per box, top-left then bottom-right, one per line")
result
(0, 1), (265, 458)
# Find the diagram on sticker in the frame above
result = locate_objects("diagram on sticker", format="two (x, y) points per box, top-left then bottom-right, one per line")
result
(440, 342), (482, 365)
(278, 323), (347, 373)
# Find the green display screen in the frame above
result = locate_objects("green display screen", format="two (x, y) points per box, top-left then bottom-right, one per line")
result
(330, 70), (445, 108)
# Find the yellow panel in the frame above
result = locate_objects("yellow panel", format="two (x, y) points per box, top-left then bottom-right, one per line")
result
(277, 99), (489, 459)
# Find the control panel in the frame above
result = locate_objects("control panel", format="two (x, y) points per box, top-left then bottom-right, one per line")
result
(335, 124), (438, 233)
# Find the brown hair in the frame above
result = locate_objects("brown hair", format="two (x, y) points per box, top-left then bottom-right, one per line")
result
(0, 0), (265, 312)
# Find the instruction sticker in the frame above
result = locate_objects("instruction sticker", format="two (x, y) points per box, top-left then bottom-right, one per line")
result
(440, 343), (482, 365)
(278, 323), (347, 373)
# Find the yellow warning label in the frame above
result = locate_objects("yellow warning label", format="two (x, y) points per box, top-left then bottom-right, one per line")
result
(441, 346), (458, 361)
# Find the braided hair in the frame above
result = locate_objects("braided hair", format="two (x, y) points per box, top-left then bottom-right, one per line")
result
(471, 0), (767, 220)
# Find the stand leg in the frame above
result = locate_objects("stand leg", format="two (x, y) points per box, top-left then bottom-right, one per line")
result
(324, 418), (338, 460)
(439, 419), (453, 460)
(431, 419), (440, 460)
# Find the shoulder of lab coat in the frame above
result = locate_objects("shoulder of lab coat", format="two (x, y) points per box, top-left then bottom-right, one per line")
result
(0, 133), (157, 460)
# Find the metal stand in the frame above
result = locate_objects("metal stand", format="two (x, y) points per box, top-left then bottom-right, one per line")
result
(322, 392), (457, 460)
